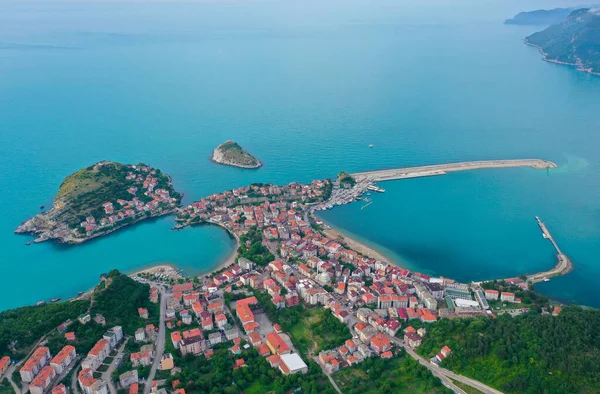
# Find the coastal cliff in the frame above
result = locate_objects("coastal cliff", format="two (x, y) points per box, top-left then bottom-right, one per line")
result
(211, 141), (262, 169)
(15, 161), (181, 244)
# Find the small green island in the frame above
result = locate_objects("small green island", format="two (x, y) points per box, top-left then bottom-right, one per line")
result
(15, 161), (182, 244)
(211, 140), (262, 169)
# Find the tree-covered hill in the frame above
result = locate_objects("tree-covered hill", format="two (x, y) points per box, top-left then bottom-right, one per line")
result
(526, 8), (600, 74)
(418, 307), (600, 393)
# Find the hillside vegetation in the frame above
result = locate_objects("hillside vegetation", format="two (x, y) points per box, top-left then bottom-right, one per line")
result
(91, 270), (158, 335)
(418, 307), (600, 393)
(0, 300), (90, 357)
(526, 8), (600, 74)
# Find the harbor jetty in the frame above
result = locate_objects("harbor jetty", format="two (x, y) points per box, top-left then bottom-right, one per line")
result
(351, 159), (556, 182)
(527, 216), (573, 283)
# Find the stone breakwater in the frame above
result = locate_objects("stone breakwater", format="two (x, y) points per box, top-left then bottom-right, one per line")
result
(351, 159), (557, 182)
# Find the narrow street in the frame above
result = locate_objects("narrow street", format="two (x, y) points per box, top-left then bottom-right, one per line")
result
(143, 288), (168, 394)
(103, 338), (129, 394)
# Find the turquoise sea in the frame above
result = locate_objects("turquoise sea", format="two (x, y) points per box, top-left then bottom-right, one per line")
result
(1, 0), (599, 311)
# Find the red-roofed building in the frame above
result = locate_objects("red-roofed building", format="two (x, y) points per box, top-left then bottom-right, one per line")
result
(257, 344), (271, 357)
(0, 356), (10, 376)
(20, 347), (51, 382)
(65, 332), (76, 341)
(266, 332), (290, 355)
(370, 334), (391, 354)
(248, 332), (262, 347)
(234, 359), (246, 370)
(171, 331), (182, 349)
(29, 365), (56, 394)
(138, 308), (148, 319)
(50, 345), (76, 374)
(173, 283), (194, 293)
(129, 383), (139, 394)
(267, 355), (281, 368)
(52, 384), (68, 394)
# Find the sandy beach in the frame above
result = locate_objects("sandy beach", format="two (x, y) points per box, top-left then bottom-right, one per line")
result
(320, 222), (404, 268)
(129, 263), (182, 279)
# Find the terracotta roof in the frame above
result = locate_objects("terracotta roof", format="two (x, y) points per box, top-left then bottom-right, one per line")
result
(266, 332), (290, 354)
(78, 368), (97, 388)
(30, 365), (54, 387)
(89, 339), (109, 356)
(21, 347), (49, 372)
(50, 345), (75, 365)
(129, 383), (139, 394)
(52, 384), (68, 394)
(0, 356), (10, 372)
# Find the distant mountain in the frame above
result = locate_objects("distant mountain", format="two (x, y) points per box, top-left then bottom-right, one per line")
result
(505, 8), (575, 25)
(525, 8), (600, 74)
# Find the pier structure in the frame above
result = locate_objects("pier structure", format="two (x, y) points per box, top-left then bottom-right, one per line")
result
(527, 217), (573, 283)
(351, 159), (557, 183)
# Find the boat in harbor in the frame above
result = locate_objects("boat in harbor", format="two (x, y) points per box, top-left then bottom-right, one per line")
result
(50, 297), (61, 303)
(367, 184), (385, 193)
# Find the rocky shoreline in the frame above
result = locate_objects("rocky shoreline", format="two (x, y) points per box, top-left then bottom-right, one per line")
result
(16, 208), (178, 244)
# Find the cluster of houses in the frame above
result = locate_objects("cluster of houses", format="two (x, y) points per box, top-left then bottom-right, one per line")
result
(19, 345), (77, 394)
(80, 164), (178, 235)
(77, 326), (123, 394)
(430, 345), (452, 366)
(176, 180), (330, 231)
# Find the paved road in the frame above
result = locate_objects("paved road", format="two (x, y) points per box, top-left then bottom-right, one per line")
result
(4, 364), (21, 394)
(143, 289), (168, 394)
(397, 340), (503, 394)
(103, 339), (129, 394)
(71, 365), (81, 394)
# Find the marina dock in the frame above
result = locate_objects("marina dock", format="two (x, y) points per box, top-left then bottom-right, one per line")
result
(351, 159), (557, 182)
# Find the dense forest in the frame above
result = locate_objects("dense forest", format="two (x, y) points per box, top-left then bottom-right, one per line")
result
(418, 307), (600, 393)
(0, 300), (89, 357)
(91, 270), (158, 335)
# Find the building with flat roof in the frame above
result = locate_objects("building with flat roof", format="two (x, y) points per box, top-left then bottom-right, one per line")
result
(278, 353), (308, 375)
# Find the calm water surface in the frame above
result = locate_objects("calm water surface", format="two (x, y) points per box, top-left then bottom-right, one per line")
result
(1, 0), (599, 310)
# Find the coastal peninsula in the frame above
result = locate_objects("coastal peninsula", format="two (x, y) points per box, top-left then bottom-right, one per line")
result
(524, 8), (600, 75)
(15, 161), (182, 244)
(211, 140), (262, 169)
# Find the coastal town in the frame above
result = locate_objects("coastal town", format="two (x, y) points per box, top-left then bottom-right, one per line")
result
(2, 164), (577, 394)
(15, 162), (181, 244)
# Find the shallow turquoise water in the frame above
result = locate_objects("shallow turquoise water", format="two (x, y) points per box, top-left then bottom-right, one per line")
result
(1, 0), (599, 310)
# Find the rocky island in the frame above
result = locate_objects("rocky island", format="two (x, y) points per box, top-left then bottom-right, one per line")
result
(15, 161), (182, 244)
(211, 140), (262, 169)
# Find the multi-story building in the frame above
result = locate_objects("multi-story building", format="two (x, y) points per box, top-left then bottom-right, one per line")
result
(81, 339), (110, 371)
(20, 347), (51, 383)
(50, 345), (77, 374)
(179, 336), (204, 356)
(29, 365), (56, 394)
(78, 369), (108, 394)
(500, 292), (515, 303)
(103, 326), (123, 349)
